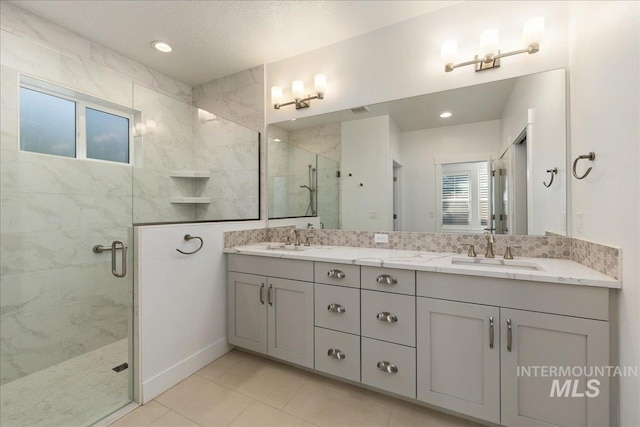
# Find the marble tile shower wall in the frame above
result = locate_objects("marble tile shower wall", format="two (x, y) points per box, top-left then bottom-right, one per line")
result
(317, 155), (340, 230)
(192, 113), (260, 221)
(224, 228), (620, 280)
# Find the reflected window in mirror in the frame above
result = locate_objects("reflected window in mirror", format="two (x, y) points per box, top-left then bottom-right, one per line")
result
(438, 161), (489, 233)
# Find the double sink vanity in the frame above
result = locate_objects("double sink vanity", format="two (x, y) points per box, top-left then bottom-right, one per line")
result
(225, 240), (619, 427)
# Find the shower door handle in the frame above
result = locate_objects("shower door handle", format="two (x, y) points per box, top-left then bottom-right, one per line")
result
(93, 240), (128, 278)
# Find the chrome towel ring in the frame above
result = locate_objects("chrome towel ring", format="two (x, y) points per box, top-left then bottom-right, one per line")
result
(176, 234), (204, 255)
(572, 152), (596, 180)
(543, 168), (558, 188)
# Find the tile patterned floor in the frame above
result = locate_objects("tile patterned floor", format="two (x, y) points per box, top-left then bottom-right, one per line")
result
(111, 349), (487, 427)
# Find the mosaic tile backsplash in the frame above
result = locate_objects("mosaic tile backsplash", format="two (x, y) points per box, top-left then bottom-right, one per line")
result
(224, 227), (621, 281)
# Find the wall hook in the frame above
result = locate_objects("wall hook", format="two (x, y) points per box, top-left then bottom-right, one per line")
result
(543, 167), (557, 188)
(176, 234), (204, 255)
(572, 152), (596, 180)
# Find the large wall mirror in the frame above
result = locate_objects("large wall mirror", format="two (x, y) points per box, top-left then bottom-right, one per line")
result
(268, 68), (567, 236)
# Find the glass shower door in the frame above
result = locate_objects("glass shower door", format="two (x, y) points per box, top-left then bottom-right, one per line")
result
(0, 31), (134, 427)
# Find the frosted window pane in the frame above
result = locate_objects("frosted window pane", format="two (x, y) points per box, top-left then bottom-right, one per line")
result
(86, 108), (129, 163)
(20, 87), (76, 158)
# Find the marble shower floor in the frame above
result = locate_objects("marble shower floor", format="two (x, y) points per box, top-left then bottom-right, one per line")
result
(1, 339), (131, 427)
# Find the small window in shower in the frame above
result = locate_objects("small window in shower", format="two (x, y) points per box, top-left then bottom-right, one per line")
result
(86, 107), (130, 163)
(19, 87), (77, 158)
(19, 75), (135, 164)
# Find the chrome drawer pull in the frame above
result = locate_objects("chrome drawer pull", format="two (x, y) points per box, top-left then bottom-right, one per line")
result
(376, 312), (398, 323)
(377, 361), (398, 374)
(507, 318), (512, 352)
(327, 269), (346, 279)
(376, 274), (398, 285)
(489, 316), (494, 349)
(327, 348), (346, 360)
(327, 303), (346, 314)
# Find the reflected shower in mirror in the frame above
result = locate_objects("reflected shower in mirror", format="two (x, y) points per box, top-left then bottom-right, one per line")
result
(268, 68), (567, 236)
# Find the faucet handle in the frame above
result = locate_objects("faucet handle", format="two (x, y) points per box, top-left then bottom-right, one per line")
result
(460, 243), (477, 257)
(503, 245), (521, 260)
(304, 237), (314, 247)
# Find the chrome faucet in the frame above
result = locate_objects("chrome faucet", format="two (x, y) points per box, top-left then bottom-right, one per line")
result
(290, 229), (301, 246)
(485, 232), (495, 258)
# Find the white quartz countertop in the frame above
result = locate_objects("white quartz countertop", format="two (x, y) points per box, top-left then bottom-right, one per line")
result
(224, 243), (621, 289)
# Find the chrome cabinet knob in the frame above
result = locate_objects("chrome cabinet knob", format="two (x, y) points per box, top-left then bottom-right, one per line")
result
(327, 348), (346, 360)
(327, 303), (346, 314)
(327, 269), (346, 279)
(377, 361), (398, 374)
(376, 274), (398, 285)
(376, 312), (398, 323)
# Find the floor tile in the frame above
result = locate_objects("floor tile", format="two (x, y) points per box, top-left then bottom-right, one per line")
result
(149, 411), (201, 427)
(229, 401), (316, 427)
(209, 352), (272, 391)
(109, 401), (170, 427)
(233, 366), (305, 409)
(386, 403), (466, 427)
(155, 376), (253, 427)
(283, 382), (390, 427)
(196, 350), (250, 382)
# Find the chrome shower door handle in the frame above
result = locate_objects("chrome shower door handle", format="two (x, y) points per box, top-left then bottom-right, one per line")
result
(93, 240), (127, 278)
(112, 240), (127, 278)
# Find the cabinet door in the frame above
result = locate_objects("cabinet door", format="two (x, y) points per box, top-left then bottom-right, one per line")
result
(267, 277), (314, 368)
(501, 309), (609, 427)
(227, 272), (267, 354)
(417, 298), (500, 424)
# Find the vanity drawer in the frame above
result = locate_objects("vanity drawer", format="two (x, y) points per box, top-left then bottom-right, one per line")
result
(228, 254), (313, 282)
(315, 284), (360, 335)
(362, 337), (416, 399)
(361, 290), (415, 347)
(314, 262), (360, 288)
(361, 266), (415, 295)
(314, 327), (360, 383)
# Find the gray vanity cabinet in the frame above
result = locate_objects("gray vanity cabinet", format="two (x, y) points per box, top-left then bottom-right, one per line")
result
(416, 298), (501, 424)
(227, 255), (314, 369)
(500, 308), (609, 427)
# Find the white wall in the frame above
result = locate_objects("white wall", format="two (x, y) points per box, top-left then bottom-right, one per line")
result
(500, 69), (567, 235)
(341, 115), (392, 231)
(568, 2), (640, 426)
(266, 1), (569, 124)
(400, 120), (501, 232)
(136, 220), (264, 403)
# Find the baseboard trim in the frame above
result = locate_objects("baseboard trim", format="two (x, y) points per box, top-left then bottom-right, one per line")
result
(141, 338), (232, 403)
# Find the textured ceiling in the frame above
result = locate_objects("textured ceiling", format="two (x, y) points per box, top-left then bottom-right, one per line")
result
(10, 0), (460, 87)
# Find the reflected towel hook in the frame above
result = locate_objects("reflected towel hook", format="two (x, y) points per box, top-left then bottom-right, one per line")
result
(176, 234), (203, 255)
(572, 152), (596, 180)
(543, 167), (558, 188)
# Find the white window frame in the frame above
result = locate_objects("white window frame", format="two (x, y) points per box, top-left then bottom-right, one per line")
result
(19, 75), (135, 165)
(436, 160), (491, 233)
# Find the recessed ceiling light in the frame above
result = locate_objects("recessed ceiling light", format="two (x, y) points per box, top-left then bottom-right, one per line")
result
(440, 111), (452, 118)
(152, 41), (172, 53)
(274, 138), (282, 142)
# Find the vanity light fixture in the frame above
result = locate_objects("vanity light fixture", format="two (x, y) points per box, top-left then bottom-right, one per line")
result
(441, 16), (544, 73)
(152, 41), (172, 53)
(272, 74), (326, 110)
(440, 111), (452, 118)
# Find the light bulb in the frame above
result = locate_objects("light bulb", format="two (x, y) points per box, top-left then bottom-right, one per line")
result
(271, 86), (283, 106)
(441, 39), (458, 66)
(480, 29), (499, 58)
(292, 80), (304, 100)
(314, 74), (326, 96)
(152, 41), (172, 53)
(523, 16), (545, 47)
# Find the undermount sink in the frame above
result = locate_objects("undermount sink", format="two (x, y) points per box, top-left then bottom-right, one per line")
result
(450, 256), (544, 271)
(266, 244), (307, 251)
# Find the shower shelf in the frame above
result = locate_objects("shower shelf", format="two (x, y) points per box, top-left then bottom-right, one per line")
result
(169, 197), (211, 204)
(169, 170), (211, 178)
